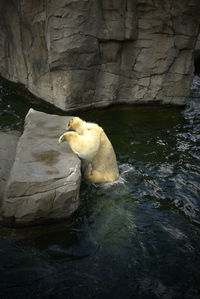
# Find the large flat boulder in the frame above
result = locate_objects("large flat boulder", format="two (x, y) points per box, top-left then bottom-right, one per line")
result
(0, 131), (20, 201)
(1, 109), (81, 227)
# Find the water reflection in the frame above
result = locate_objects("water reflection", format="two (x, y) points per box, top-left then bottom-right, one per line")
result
(0, 77), (200, 297)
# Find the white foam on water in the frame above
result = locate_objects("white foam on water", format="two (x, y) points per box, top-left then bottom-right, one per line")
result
(97, 163), (135, 190)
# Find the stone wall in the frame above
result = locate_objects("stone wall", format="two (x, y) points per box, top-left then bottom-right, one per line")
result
(0, 0), (199, 111)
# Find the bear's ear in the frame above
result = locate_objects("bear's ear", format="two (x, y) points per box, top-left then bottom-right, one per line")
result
(66, 118), (74, 129)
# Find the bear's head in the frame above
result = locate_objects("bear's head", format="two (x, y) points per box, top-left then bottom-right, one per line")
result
(66, 117), (85, 134)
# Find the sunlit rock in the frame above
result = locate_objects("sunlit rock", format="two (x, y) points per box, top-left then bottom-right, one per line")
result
(1, 109), (81, 227)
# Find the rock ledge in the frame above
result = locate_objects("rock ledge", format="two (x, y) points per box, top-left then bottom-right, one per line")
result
(0, 109), (81, 227)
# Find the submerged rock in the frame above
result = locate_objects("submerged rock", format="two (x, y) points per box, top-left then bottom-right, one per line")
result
(0, 0), (199, 109)
(0, 109), (81, 227)
(0, 131), (20, 201)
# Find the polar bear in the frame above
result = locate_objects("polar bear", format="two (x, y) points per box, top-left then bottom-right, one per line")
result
(59, 117), (119, 183)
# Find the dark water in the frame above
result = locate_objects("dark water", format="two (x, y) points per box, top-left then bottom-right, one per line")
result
(0, 77), (200, 298)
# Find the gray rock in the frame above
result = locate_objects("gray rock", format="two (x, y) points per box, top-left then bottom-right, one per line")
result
(0, 131), (20, 202)
(1, 109), (81, 227)
(0, 0), (199, 109)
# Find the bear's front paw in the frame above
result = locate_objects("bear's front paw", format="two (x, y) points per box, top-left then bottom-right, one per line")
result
(59, 134), (66, 143)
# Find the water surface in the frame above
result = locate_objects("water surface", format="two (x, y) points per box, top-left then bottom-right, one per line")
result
(0, 77), (200, 298)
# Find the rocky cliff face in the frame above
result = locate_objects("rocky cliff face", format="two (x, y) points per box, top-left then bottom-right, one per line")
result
(0, 0), (199, 111)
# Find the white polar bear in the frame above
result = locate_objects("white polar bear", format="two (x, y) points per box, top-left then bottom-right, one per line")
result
(59, 117), (119, 183)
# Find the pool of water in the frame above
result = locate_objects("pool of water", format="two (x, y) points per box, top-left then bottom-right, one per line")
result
(0, 77), (200, 298)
